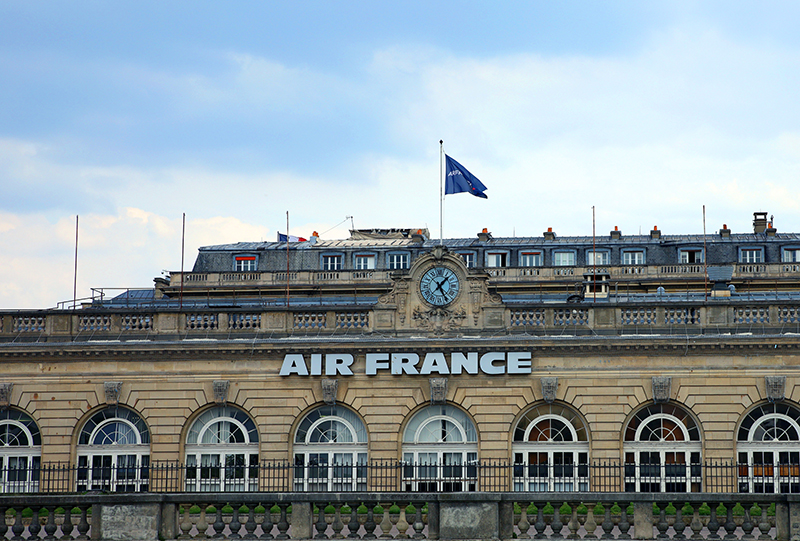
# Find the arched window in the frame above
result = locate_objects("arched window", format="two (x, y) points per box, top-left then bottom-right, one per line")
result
(512, 404), (589, 492)
(293, 405), (368, 492)
(77, 406), (150, 492)
(0, 409), (41, 493)
(402, 404), (478, 492)
(185, 406), (259, 492)
(623, 403), (702, 492)
(737, 402), (800, 493)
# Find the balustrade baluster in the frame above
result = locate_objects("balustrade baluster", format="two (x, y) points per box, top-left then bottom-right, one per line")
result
(363, 505), (378, 540)
(706, 504), (721, 540)
(654, 505), (669, 540)
(378, 503), (393, 539)
(518, 503), (532, 539)
(347, 504), (361, 539)
(212, 507), (225, 539)
(43, 506), (58, 541)
(259, 503), (274, 540)
(332, 504), (345, 539)
(244, 507), (258, 540)
(315, 506), (329, 539)
(9, 507), (25, 541)
(178, 504), (193, 540)
(230, 505), (243, 540)
(412, 502), (425, 540)
(395, 502), (410, 539)
(756, 507), (771, 541)
(275, 504), (290, 540)
(75, 506), (90, 541)
(618, 504), (632, 540)
(741, 508), (755, 541)
(0, 506), (7, 541)
(722, 506), (737, 541)
(533, 507), (547, 540)
(600, 507), (614, 540)
(551, 505), (564, 539)
(62, 506), (76, 540)
(196, 504), (209, 539)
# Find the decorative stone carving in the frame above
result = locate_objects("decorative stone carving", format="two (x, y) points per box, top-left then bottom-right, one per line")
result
(0, 383), (12, 408)
(652, 376), (671, 404)
(213, 380), (230, 405)
(766, 376), (786, 403)
(321, 379), (338, 406)
(104, 382), (123, 405)
(412, 306), (466, 334)
(430, 378), (448, 404)
(541, 377), (558, 404)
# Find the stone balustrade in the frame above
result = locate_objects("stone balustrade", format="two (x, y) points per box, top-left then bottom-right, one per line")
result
(0, 493), (793, 541)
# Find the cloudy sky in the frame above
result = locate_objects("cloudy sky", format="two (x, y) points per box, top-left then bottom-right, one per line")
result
(2, 1), (800, 308)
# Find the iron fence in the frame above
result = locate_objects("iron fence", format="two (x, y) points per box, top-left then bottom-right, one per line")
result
(0, 460), (795, 494)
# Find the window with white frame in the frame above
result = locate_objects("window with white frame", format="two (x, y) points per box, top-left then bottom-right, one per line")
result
(783, 249), (800, 263)
(354, 254), (376, 270)
(234, 255), (257, 272)
(623, 251), (645, 265)
(553, 251), (575, 266)
(623, 403), (702, 493)
(679, 249), (703, 264)
(736, 402), (800, 494)
(293, 406), (368, 492)
(739, 249), (763, 264)
(486, 252), (507, 267)
(322, 255), (343, 271)
(519, 252), (542, 267)
(586, 251), (609, 266)
(184, 406), (260, 492)
(458, 253), (476, 268)
(77, 406), (150, 493)
(402, 405), (478, 492)
(0, 409), (42, 494)
(387, 253), (410, 270)
(512, 404), (589, 492)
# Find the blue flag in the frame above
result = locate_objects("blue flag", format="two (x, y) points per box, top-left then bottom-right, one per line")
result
(445, 155), (488, 198)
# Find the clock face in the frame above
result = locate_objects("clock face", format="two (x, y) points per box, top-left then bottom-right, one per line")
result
(419, 266), (460, 306)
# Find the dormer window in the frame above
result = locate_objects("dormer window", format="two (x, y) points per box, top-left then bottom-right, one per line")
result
(553, 251), (575, 266)
(679, 249), (704, 264)
(322, 254), (343, 271)
(519, 252), (542, 267)
(622, 250), (645, 265)
(486, 252), (507, 268)
(458, 252), (476, 268)
(739, 248), (763, 264)
(586, 250), (609, 266)
(354, 254), (376, 270)
(234, 255), (257, 272)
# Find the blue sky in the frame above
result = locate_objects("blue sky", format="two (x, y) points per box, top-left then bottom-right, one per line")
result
(3, 1), (800, 307)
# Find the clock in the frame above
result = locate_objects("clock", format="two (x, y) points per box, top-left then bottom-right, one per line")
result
(419, 266), (460, 306)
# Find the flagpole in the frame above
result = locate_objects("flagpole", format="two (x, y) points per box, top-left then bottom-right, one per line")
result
(286, 211), (291, 308)
(439, 140), (444, 245)
(73, 215), (79, 309)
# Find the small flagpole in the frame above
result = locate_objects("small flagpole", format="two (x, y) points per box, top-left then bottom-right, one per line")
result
(703, 205), (708, 301)
(73, 215), (79, 309)
(592, 206), (596, 302)
(439, 140), (444, 245)
(286, 211), (291, 307)
(179, 212), (185, 311)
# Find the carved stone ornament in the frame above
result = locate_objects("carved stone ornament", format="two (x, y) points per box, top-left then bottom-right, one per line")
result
(321, 379), (338, 406)
(104, 382), (123, 405)
(541, 377), (558, 404)
(766, 376), (786, 403)
(213, 380), (230, 405)
(0, 383), (12, 408)
(430, 378), (448, 404)
(412, 306), (467, 334)
(652, 376), (671, 404)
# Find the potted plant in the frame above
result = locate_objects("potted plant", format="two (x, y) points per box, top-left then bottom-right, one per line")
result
(542, 502), (555, 528)
(664, 503), (677, 528)
(698, 503), (711, 527)
(576, 503), (588, 527)
(356, 503), (369, 529)
(767, 503), (776, 528)
(681, 502), (694, 530)
(221, 504), (234, 526)
(732, 503), (746, 528)
(609, 503), (622, 528)
(593, 502), (606, 526)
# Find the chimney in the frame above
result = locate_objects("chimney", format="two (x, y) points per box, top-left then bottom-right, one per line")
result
(766, 221), (777, 237)
(719, 224), (731, 238)
(650, 226), (661, 239)
(411, 229), (426, 244)
(753, 212), (768, 233)
(543, 227), (556, 241)
(477, 228), (492, 242)
(610, 226), (621, 240)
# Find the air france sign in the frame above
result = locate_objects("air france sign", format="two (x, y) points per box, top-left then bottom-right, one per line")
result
(279, 352), (532, 376)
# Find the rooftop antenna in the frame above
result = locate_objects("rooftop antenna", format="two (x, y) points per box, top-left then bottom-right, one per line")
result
(348, 215), (355, 231)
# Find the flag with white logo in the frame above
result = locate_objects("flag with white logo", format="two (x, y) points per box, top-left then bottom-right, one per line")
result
(445, 155), (488, 199)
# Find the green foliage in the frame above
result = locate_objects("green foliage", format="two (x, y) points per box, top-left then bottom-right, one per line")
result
(22, 508), (34, 518)
(221, 505), (234, 514)
(681, 503), (694, 517)
(324, 505), (336, 515)
(653, 503), (661, 515)
(206, 506), (217, 514)
(698, 503), (711, 516)
(39, 508), (50, 517)
(357, 504), (369, 514)
(189, 505), (202, 515)
(576, 504), (588, 515)
(542, 503), (555, 515)
(340, 505), (352, 515)
(239, 505), (249, 514)
(750, 503), (762, 517)
(388, 504), (401, 514)
(404, 504), (415, 514)
(626, 503), (634, 516)
(54, 508), (65, 515)
(664, 503), (677, 516)
(559, 503), (572, 516)
(253, 505), (266, 514)
(526, 503), (537, 515)
(373, 505), (384, 515)
(270, 505), (280, 514)
(593, 502), (605, 516)
(716, 503), (727, 518)
(732, 503), (746, 517)
(610, 503), (622, 516)
(768, 503), (776, 517)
